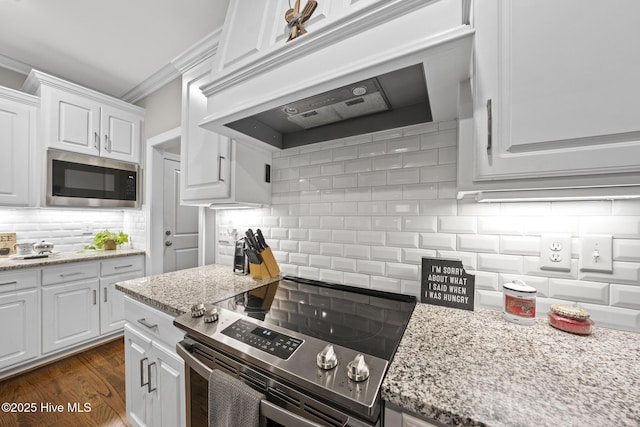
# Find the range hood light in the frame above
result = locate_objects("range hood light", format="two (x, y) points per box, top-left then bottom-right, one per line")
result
(283, 106), (298, 115)
(352, 86), (367, 96)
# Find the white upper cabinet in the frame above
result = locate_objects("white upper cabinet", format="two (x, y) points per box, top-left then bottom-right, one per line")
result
(0, 87), (37, 206)
(23, 70), (143, 164)
(458, 0), (640, 198)
(177, 51), (272, 207)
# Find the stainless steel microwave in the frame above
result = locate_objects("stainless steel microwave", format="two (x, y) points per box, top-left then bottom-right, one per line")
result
(47, 150), (140, 208)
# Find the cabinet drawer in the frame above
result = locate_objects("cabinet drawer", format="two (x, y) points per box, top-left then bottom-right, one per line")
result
(101, 255), (144, 277)
(42, 261), (99, 286)
(0, 269), (40, 292)
(124, 296), (184, 347)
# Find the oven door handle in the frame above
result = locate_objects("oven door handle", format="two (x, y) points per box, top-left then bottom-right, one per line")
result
(176, 342), (327, 427)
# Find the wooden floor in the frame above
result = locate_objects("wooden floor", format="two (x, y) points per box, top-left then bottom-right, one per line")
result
(0, 338), (130, 427)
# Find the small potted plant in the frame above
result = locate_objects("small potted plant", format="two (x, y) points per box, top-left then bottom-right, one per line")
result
(86, 229), (129, 250)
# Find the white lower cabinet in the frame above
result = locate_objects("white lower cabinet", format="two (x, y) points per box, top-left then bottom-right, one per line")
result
(123, 296), (185, 427)
(0, 269), (40, 371)
(41, 279), (100, 354)
(385, 404), (441, 427)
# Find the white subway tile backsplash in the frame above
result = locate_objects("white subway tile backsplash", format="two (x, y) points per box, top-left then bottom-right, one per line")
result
(420, 233), (456, 250)
(402, 183), (437, 200)
(612, 200), (640, 215)
(372, 128), (403, 141)
(290, 153), (310, 167)
(578, 303), (640, 332)
(344, 244), (371, 259)
(420, 200), (458, 216)
(358, 141), (387, 157)
(290, 253), (309, 266)
(610, 284), (640, 310)
(299, 165), (321, 178)
(500, 274), (550, 297)
(309, 229), (332, 242)
(332, 230), (357, 244)
(372, 216), (402, 231)
(387, 232), (419, 248)
(477, 254), (523, 274)
(309, 150), (333, 165)
(309, 255), (332, 269)
(401, 280), (421, 298)
(309, 177), (333, 190)
(344, 158), (371, 173)
(475, 290), (503, 311)
(358, 201), (386, 216)
(439, 216), (477, 234)
(344, 216), (371, 230)
(320, 269), (344, 284)
(387, 200), (420, 215)
(420, 129), (456, 149)
(300, 216), (321, 228)
(402, 248), (437, 264)
(333, 174), (358, 189)
(370, 276), (401, 293)
(320, 243), (344, 256)
(438, 146), (457, 165)
(320, 138), (344, 150)
(289, 228), (308, 240)
(523, 216), (579, 236)
(344, 134), (373, 146)
(552, 201), (611, 216)
(309, 203), (332, 215)
(331, 257), (357, 272)
(579, 261), (640, 286)
(357, 231), (385, 246)
(373, 154), (403, 171)
(436, 250), (478, 270)
(280, 216), (299, 227)
(500, 236), (540, 256)
(420, 165), (456, 183)
(357, 260), (385, 276)
(280, 240), (299, 252)
(387, 135), (421, 153)
(457, 200), (500, 216)
(470, 271), (500, 291)
(289, 178), (310, 192)
(458, 235), (499, 254)
(271, 228), (289, 239)
(358, 171), (387, 187)
(332, 202), (358, 216)
(321, 162), (345, 176)
(403, 123), (438, 136)
(403, 216), (436, 232)
(500, 202), (551, 216)
(320, 216), (344, 229)
(388, 168), (420, 185)
(299, 266), (320, 280)
(580, 216), (640, 238)
(438, 120), (457, 131)
(437, 182), (458, 199)
(321, 189), (345, 202)
(613, 239), (640, 262)
(371, 185), (403, 201)
(478, 217), (523, 235)
(403, 150), (438, 168)
(273, 157), (290, 169)
(345, 187), (372, 201)
(343, 273), (370, 288)
(387, 263), (419, 280)
(523, 257), (578, 279)
(548, 279), (609, 304)
(371, 246), (402, 262)
(332, 146), (358, 161)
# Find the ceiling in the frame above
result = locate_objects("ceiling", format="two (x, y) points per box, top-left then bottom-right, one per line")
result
(0, 0), (230, 99)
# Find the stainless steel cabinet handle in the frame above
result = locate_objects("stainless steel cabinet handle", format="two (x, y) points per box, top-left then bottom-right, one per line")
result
(486, 98), (492, 152)
(94, 132), (99, 149)
(114, 264), (133, 270)
(104, 134), (110, 152)
(147, 362), (157, 393)
(137, 318), (158, 329)
(104, 287), (107, 303)
(93, 289), (97, 305)
(140, 357), (149, 387)
(0, 281), (18, 286)
(60, 272), (83, 278)
(218, 155), (225, 182)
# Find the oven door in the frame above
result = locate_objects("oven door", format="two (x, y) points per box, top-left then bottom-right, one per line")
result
(176, 340), (375, 427)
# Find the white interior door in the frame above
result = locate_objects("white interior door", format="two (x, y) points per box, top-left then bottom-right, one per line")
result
(163, 158), (198, 273)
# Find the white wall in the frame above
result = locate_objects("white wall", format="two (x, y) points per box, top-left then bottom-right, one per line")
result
(216, 121), (640, 333)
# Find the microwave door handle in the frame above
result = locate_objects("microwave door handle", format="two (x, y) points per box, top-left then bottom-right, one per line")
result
(176, 341), (213, 379)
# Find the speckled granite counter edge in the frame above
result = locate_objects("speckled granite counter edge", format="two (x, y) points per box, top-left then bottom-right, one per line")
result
(0, 249), (146, 271)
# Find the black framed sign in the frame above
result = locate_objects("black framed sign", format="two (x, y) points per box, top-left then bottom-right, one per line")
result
(421, 257), (475, 311)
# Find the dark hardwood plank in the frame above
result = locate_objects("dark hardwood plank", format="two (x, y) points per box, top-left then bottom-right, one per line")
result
(0, 338), (130, 427)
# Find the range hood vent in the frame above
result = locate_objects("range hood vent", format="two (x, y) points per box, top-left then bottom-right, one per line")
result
(226, 64), (431, 149)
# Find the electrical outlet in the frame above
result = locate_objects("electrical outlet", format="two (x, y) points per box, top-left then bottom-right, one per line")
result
(540, 234), (571, 271)
(580, 234), (613, 272)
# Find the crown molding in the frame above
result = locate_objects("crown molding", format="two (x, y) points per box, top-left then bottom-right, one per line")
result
(120, 27), (222, 104)
(0, 53), (31, 75)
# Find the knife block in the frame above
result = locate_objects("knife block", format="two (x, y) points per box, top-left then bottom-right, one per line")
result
(260, 247), (280, 277)
(249, 262), (271, 280)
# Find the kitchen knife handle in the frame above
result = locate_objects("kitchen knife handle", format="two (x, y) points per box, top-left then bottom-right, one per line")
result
(218, 155), (225, 182)
(486, 99), (492, 152)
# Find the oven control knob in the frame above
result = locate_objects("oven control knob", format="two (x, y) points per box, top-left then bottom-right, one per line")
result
(190, 303), (206, 318)
(347, 354), (370, 382)
(203, 307), (219, 323)
(316, 344), (338, 370)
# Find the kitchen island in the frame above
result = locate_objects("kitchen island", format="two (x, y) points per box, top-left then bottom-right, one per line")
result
(383, 304), (640, 427)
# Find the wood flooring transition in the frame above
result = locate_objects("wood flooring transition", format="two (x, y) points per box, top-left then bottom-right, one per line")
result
(0, 337), (130, 427)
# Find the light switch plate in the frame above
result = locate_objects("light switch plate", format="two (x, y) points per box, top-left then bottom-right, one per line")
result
(580, 234), (613, 272)
(540, 234), (572, 271)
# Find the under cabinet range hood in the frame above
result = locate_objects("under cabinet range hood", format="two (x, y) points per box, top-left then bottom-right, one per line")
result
(199, 0), (474, 150)
(226, 64), (431, 147)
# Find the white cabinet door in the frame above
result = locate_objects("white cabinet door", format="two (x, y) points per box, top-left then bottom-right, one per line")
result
(41, 279), (100, 353)
(0, 89), (36, 206)
(180, 59), (231, 204)
(100, 271), (139, 335)
(466, 0), (640, 186)
(150, 341), (185, 427)
(125, 325), (153, 427)
(100, 105), (142, 163)
(46, 89), (102, 156)
(0, 288), (38, 370)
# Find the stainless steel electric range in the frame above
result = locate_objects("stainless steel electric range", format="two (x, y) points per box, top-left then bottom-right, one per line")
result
(174, 275), (416, 427)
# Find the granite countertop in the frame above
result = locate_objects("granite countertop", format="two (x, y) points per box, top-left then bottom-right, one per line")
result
(382, 304), (640, 427)
(115, 264), (281, 316)
(0, 248), (145, 271)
